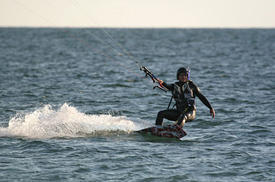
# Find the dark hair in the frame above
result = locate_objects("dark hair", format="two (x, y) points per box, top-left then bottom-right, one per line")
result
(177, 67), (187, 79)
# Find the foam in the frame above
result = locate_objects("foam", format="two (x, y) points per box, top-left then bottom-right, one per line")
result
(0, 103), (146, 139)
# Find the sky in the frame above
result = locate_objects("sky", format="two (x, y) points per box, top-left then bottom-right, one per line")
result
(0, 0), (275, 28)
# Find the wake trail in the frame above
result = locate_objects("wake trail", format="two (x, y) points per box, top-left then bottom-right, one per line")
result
(0, 103), (148, 139)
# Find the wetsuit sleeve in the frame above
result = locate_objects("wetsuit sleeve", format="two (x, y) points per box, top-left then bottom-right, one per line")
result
(162, 82), (174, 91)
(191, 82), (213, 110)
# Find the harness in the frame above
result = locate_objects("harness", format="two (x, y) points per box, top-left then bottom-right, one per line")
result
(172, 81), (195, 111)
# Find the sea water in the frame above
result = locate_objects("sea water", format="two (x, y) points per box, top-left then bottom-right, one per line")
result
(0, 28), (274, 181)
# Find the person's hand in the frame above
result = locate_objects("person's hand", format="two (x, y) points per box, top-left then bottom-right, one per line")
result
(210, 108), (215, 119)
(157, 79), (163, 84)
(157, 79), (164, 87)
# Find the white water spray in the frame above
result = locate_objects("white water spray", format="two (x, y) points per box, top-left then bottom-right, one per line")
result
(0, 103), (146, 139)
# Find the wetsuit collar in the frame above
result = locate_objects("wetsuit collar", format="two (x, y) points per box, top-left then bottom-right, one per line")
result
(177, 81), (187, 85)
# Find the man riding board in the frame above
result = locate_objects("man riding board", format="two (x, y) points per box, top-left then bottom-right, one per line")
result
(156, 67), (215, 128)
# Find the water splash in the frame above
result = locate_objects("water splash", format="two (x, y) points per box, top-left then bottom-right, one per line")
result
(0, 103), (145, 139)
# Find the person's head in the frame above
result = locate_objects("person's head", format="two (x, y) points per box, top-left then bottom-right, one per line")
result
(177, 67), (188, 82)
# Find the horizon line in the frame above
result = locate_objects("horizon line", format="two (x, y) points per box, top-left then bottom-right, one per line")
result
(1, 25), (275, 29)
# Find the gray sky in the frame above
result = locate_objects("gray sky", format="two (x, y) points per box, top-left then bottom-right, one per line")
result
(1, 0), (275, 28)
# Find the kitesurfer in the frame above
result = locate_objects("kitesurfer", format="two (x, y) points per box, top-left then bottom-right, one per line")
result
(155, 67), (215, 128)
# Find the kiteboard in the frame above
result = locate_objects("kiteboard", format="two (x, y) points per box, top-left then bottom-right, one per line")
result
(136, 124), (187, 139)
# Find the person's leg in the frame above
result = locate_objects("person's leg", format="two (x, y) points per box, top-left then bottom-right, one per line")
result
(155, 109), (180, 126)
(176, 109), (196, 128)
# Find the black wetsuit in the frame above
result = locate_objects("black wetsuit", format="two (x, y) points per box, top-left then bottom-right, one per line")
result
(156, 80), (213, 127)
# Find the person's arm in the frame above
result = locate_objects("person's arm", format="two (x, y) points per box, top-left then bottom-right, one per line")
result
(157, 80), (173, 91)
(191, 82), (215, 119)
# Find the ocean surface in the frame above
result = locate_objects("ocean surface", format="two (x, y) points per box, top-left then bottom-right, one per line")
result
(0, 28), (274, 182)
